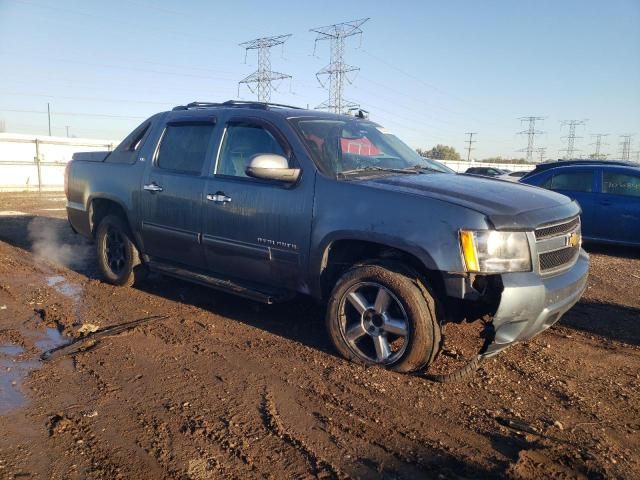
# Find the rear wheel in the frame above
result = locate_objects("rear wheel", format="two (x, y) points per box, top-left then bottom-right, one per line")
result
(96, 214), (144, 286)
(326, 263), (440, 373)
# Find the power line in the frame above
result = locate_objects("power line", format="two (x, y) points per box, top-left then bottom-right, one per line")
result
(464, 132), (477, 162)
(590, 133), (609, 159)
(359, 49), (513, 130)
(13, 0), (226, 45)
(311, 18), (369, 113)
(517, 116), (545, 162)
(560, 119), (587, 159)
(0, 108), (146, 119)
(0, 53), (238, 83)
(0, 91), (173, 106)
(355, 76), (475, 130)
(619, 134), (633, 161)
(238, 34), (292, 102)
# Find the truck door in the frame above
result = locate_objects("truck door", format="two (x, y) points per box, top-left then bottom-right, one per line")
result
(140, 118), (217, 267)
(202, 117), (313, 289)
(592, 169), (640, 244)
(543, 168), (597, 238)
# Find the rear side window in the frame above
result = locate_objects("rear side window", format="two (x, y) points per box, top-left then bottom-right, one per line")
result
(602, 172), (640, 197)
(545, 171), (593, 192)
(156, 123), (214, 174)
(105, 121), (151, 164)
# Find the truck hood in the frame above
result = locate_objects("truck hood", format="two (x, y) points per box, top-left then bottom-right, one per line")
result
(360, 173), (581, 230)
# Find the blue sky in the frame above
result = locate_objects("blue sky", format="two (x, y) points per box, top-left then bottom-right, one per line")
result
(0, 0), (639, 160)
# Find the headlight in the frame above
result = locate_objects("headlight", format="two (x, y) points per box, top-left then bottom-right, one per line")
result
(459, 230), (531, 273)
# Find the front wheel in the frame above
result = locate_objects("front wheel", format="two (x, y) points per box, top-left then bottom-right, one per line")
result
(326, 263), (441, 373)
(96, 214), (144, 287)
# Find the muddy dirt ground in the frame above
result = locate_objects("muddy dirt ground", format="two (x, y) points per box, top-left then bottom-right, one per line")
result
(0, 192), (638, 479)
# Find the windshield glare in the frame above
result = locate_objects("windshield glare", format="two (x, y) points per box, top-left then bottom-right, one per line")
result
(291, 118), (454, 176)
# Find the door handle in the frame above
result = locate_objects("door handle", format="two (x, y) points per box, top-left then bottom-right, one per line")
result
(143, 183), (163, 192)
(206, 192), (232, 204)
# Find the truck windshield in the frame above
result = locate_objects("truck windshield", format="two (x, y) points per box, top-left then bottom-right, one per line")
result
(290, 118), (454, 177)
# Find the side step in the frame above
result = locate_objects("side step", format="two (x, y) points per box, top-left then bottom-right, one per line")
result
(147, 262), (290, 304)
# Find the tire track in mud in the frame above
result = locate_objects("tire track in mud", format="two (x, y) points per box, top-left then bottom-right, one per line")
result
(2, 216), (640, 480)
(261, 388), (345, 479)
(135, 314), (495, 478)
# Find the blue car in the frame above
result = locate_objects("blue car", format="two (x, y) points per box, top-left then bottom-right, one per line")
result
(520, 160), (640, 247)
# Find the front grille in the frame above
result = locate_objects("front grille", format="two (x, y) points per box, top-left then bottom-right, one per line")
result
(539, 245), (579, 271)
(535, 216), (580, 240)
(535, 217), (581, 274)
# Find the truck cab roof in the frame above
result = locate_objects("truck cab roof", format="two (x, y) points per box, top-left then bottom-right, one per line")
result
(168, 100), (368, 122)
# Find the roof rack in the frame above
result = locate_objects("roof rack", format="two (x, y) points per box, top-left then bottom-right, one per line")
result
(522, 159), (636, 178)
(536, 159), (633, 169)
(172, 100), (303, 111)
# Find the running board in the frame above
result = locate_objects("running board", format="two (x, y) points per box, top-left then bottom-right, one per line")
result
(147, 262), (288, 304)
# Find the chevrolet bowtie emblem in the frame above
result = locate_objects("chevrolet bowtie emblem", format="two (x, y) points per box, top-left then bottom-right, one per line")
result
(567, 232), (579, 248)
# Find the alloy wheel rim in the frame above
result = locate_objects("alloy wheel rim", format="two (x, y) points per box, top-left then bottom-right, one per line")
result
(104, 227), (127, 275)
(338, 282), (410, 364)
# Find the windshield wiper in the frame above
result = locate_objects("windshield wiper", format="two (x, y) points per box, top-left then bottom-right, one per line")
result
(402, 165), (441, 173)
(338, 166), (419, 177)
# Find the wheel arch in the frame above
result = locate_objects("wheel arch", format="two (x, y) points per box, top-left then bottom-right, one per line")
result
(88, 196), (132, 238)
(316, 236), (445, 302)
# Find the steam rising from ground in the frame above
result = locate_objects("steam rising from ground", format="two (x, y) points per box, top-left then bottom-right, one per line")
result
(27, 217), (91, 270)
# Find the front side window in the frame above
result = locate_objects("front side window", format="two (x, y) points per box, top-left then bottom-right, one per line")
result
(216, 123), (287, 177)
(546, 171), (593, 192)
(602, 171), (640, 197)
(290, 118), (453, 177)
(156, 123), (214, 174)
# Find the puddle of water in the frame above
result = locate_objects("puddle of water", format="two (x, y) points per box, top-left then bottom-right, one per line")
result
(0, 357), (40, 415)
(47, 275), (82, 299)
(0, 345), (25, 356)
(47, 275), (65, 286)
(0, 276), (82, 413)
(0, 328), (70, 415)
(34, 327), (68, 352)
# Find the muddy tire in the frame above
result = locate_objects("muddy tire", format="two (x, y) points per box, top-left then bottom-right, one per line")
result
(96, 214), (144, 287)
(326, 262), (441, 373)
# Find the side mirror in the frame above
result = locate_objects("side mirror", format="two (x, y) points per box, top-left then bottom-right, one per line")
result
(245, 154), (300, 183)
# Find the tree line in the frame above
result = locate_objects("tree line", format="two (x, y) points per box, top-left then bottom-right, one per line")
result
(417, 145), (528, 164)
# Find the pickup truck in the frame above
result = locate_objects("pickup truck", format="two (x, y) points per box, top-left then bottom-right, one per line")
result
(66, 100), (589, 373)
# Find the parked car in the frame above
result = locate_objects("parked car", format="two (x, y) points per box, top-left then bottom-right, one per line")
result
(465, 167), (509, 177)
(418, 157), (455, 174)
(520, 160), (640, 246)
(66, 100), (588, 373)
(498, 170), (530, 182)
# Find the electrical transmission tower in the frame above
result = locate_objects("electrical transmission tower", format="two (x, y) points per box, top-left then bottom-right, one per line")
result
(619, 134), (633, 161)
(537, 147), (546, 163)
(311, 18), (369, 113)
(238, 34), (292, 102)
(464, 132), (477, 162)
(517, 116), (545, 162)
(560, 119), (587, 159)
(590, 133), (609, 159)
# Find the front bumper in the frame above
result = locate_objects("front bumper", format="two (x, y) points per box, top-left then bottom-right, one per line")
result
(481, 248), (589, 357)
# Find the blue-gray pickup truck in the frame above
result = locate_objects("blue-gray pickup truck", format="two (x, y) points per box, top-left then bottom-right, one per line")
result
(65, 100), (589, 373)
